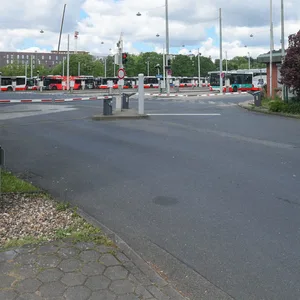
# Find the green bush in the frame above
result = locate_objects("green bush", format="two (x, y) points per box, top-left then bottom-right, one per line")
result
(269, 100), (287, 112)
(283, 102), (300, 114)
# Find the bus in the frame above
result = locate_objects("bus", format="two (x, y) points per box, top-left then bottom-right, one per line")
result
(208, 69), (267, 92)
(95, 77), (135, 89)
(179, 77), (196, 88)
(43, 75), (95, 90)
(26, 77), (39, 90)
(0, 76), (27, 91)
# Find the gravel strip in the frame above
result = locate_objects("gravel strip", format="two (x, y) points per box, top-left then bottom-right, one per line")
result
(0, 193), (76, 246)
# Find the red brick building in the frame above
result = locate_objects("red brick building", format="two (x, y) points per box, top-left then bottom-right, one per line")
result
(257, 50), (286, 97)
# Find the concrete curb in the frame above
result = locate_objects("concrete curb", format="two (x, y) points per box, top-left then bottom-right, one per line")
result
(238, 103), (300, 120)
(78, 208), (188, 300)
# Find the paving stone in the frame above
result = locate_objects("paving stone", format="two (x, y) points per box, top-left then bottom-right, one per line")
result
(15, 253), (38, 265)
(135, 284), (153, 298)
(0, 262), (17, 275)
(58, 258), (81, 272)
(15, 245), (37, 254)
(64, 285), (91, 300)
(147, 285), (170, 300)
(0, 250), (17, 262)
(80, 261), (105, 276)
(104, 266), (128, 281)
(74, 242), (95, 250)
(109, 280), (135, 295)
(57, 247), (80, 259)
(94, 245), (115, 253)
(16, 264), (40, 279)
(36, 244), (59, 255)
(116, 294), (140, 300)
(79, 250), (100, 263)
(84, 275), (111, 290)
(89, 290), (116, 300)
(15, 278), (42, 293)
(0, 290), (18, 300)
(16, 293), (43, 300)
(37, 268), (64, 283)
(100, 254), (121, 267)
(35, 255), (61, 268)
(0, 274), (17, 289)
(61, 272), (87, 286)
(39, 281), (66, 298)
(116, 253), (130, 263)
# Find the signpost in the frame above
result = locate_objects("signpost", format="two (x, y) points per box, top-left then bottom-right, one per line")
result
(118, 68), (125, 80)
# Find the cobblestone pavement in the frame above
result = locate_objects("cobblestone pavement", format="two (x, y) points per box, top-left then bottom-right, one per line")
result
(0, 240), (187, 300)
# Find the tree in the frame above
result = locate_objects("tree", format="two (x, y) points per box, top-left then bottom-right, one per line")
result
(280, 30), (300, 98)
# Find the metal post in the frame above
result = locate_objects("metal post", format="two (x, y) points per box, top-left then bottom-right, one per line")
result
(104, 58), (107, 77)
(116, 34), (123, 111)
(198, 49), (201, 87)
(219, 8), (223, 94)
(138, 74), (144, 115)
(248, 52), (251, 69)
(0, 73), (2, 92)
(147, 61), (150, 76)
(78, 62), (80, 76)
(113, 62), (116, 77)
(30, 55), (33, 78)
(163, 45), (166, 91)
(62, 57), (65, 76)
(58, 4), (66, 53)
(269, 0), (273, 98)
(67, 34), (70, 91)
(281, 0), (285, 100)
(225, 51), (228, 72)
(165, 0), (170, 94)
(25, 62), (28, 78)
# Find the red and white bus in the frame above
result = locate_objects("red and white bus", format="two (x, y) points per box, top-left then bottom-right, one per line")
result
(0, 76), (27, 91)
(95, 77), (135, 89)
(43, 75), (95, 90)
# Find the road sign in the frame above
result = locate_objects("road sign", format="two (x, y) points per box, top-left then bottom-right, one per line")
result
(156, 74), (163, 79)
(118, 68), (125, 79)
(118, 79), (124, 86)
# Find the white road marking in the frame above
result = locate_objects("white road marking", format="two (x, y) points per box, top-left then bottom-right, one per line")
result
(147, 113), (221, 116)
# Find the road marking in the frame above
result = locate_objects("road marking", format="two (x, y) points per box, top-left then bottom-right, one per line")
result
(147, 113), (221, 116)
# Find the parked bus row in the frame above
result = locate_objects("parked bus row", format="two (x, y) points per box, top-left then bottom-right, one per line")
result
(208, 69), (267, 93)
(0, 75), (210, 91)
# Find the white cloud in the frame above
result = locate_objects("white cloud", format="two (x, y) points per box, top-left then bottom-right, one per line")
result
(0, 0), (298, 61)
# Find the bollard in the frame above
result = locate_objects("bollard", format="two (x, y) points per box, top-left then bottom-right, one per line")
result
(138, 74), (144, 115)
(122, 93), (129, 109)
(103, 97), (113, 115)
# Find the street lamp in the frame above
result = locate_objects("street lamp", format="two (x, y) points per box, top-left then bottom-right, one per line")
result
(137, 0), (170, 93)
(247, 52), (251, 69)
(198, 50), (201, 87)
(0, 72), (2, 93)
(146, 60), (150, 76)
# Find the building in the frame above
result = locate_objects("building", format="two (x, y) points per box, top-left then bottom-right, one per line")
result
(257, 50), (286, 97)
(0, 50), (90, 69)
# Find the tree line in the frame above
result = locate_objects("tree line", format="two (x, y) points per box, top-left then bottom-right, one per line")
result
(0, 52), (265, 78)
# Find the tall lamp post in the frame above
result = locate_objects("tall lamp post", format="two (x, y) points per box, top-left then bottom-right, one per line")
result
(248, 52), (251, 69)
(198, 50), (201, 87)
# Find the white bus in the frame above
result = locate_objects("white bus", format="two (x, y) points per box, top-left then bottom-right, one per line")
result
(0, 76), (27, 91)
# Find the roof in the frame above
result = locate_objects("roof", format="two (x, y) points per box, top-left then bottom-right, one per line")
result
(257, 50), (286, 63)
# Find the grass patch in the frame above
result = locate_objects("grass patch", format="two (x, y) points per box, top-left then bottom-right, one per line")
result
(2, 236), (48, 250)
(1, 170), (39, 193)
(56, 202), (70, 211)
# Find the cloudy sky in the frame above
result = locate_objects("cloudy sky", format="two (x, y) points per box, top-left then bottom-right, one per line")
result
(1, 0), (299, 59)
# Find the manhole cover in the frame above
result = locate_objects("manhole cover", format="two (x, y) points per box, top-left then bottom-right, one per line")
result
(153, 196), (178, 206)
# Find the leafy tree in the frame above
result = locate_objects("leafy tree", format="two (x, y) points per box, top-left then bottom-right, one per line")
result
(280, 30), (300, 98)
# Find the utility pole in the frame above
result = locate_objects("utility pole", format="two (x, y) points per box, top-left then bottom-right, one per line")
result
(78, 62), (80, 76)
(116, 33), (123, 111)
(225, 51), (228, 72)
(67, 34), (70, 91)
(30, 55), (33, 78)
(57, 4), (66, 54)
(146, 61), (150, 76)
(248, 52), (251, 69)
(165, 0), (170, 94)
(198, 49), (201, 87)
(269, 0), (274, 98)
(281, 0), (285, 100)
(104, 58), (107, 77)
(219, 8), (223, 94)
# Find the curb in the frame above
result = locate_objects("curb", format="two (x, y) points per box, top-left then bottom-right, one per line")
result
(0, 96), (112, 104)
(92, 114), (150, 121)
(238, 103), (300, 120)
(78, 208), (188, 300)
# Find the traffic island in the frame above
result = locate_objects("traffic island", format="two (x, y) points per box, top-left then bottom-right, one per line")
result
(92, 108), (149, 121)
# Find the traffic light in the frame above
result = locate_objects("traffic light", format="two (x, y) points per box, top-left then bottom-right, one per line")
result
(122, 53), (128, 65)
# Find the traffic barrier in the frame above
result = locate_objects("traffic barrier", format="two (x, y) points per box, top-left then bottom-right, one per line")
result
(0, 96), (113, 104)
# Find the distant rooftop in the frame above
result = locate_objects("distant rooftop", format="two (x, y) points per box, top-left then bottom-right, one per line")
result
(257, 49), (286, 63)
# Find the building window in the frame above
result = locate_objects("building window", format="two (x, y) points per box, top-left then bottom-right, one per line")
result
(42, 55), (44, 59)
(6, 59), (9, 64)
(49, 55), (51, 60)
(6, 54), (9, 58)
(52, 61), (55, 65)
(22, 60), (24, 64)
(11, 55), (13, 58)
(11, 60), (13, 64)
(27, 55), (29, 59)
(17, 55), (19, 59)
(22, 55), (24, 59)
(56, 56), (58, 60)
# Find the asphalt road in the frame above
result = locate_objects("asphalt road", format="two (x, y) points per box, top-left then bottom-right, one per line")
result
(1, 95), (300, 300)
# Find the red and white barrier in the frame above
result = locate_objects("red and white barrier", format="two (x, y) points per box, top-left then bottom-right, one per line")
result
(143, 92), (248, 97)
(0, 96), (112, 104)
